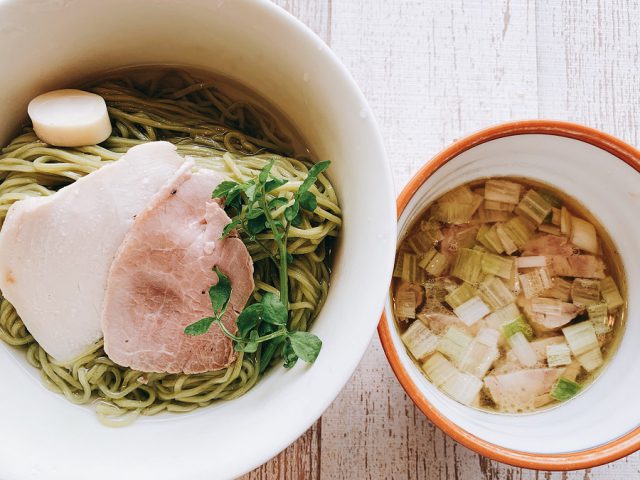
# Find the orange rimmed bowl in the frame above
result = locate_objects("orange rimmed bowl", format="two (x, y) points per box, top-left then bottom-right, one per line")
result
(379, 120), (640, 470)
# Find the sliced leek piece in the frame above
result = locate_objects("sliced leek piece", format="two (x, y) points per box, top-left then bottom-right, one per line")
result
(485, 179), (521, 204)
(600, 276), (624, 310)
(485, 303), (521, 331)
(444, 283), (476, 309)
(550, 377), (581, 401)
(437, 326), (473, 364)
(543, 277), (572, 302)
(453, 296), (490, 326)
(519, 268), (552, 298)
(515, 189), (552, 225)
(451, 248), (484, 284)
(570, 216), (598, 254)
(477, 275), (515, 311)
(438, 185), (475, 204)
(562, 321), (603, 372)
(458, 328), (500, 378)
(516, 256), (547, 269)
(481, 253), (514, 279)
(562, 321), (599, 356)
(508, 331), (537, 367)
(401, 321), (439, 360)
(571, 278), (600, 306)
(484, 200), (516, 212)
(560, 206), (571, 235)
(502, 316), (533, 340)
(441, 371), (483, 406)
(587, 303), (611, 335)
(546, 343), (572, 368)
(421, 352), (457, 386)
(395, 288), (418, 319)
(504, 216), (536, 248)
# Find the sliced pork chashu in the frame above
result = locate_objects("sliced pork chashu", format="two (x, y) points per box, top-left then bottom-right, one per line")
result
(102, 166), (254, 374)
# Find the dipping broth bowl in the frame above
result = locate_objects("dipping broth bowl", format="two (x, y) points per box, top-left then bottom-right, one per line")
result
(379, 120), (640, 470)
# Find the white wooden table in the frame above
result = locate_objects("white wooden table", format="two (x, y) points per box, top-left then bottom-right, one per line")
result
(243, 1), (640, 478)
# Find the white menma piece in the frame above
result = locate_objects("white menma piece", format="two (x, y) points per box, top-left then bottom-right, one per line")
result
(0, 142), (187, 363)
(27, 89), (112, 147)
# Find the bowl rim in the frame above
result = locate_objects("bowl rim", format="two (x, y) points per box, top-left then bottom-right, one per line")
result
(378, 119), (640, 471)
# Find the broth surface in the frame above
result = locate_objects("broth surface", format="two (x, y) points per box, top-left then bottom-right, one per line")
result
(392, 177), (626, 414)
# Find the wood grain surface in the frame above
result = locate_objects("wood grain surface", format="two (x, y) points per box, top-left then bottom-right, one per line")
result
(243, 1), (640, 478)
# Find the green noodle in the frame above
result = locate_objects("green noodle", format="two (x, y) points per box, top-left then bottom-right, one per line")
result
(0, 70), (341, 425)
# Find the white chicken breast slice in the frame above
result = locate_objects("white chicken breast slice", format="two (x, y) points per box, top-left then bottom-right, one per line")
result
(0, 141), (186, 363)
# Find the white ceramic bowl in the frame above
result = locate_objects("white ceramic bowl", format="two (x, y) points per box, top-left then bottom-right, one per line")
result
(0, 1), (396, 479)
(380, 121), (640, 470)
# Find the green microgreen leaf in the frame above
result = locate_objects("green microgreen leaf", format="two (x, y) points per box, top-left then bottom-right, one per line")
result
(244, 183), (258, 202)
(225, 188), (242, 214)
(221, 219), (240, 238)
(298, 160), (330, 196)
(258, 160), (275, 184)
(261, 293), (288, 325)
(265, 178), (287, 193)
(212, 181), (239, 199)
(246, 207), (265, 220)
(236, 304), (263, 337)
(285, 203), (300, 222)
(209, 268), (232, 313)
(184, 316), (216, 336)
(290, 213), (302, 227)
(288, 331), (322, 363)
(269, 197), (289, 210)
(258, 320), (278, 336)
(299, 191), (317, 211)
(259, 336), (286, 373)
(282, 339), (299, 369)
(247, 215), (267, 235)
(184, 269), (233, 336)
(283, 160), (329, 229)
(235, 330), (261, 352)
(235, 340), (259, 353)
